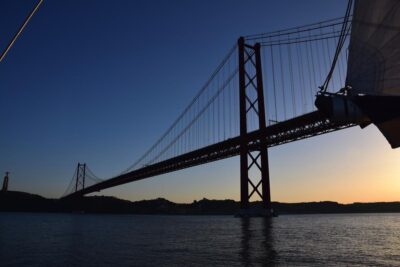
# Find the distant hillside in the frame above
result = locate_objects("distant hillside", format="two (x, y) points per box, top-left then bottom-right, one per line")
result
(0, 191), (57, 212)
(1, 191), (400, 215)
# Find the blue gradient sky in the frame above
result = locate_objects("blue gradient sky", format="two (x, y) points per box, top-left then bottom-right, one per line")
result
(1, 0), (399, 203)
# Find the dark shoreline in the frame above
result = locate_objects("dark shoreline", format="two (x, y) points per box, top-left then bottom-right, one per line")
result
(2, 191), (400, 215)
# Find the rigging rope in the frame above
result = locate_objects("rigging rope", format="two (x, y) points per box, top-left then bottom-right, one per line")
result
(0, 0), (43, 63)
(320, 0), (353, 92)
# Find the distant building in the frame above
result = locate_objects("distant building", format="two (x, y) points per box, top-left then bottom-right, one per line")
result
(2, 172), (9, 192)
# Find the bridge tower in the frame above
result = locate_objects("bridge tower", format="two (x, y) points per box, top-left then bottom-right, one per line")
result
(2, 172), (9, 192)
(238, 37), (272, 216)
(75, 163), (86, 194)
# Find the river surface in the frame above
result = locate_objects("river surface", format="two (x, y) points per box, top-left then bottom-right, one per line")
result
(0, 213), (400, 266)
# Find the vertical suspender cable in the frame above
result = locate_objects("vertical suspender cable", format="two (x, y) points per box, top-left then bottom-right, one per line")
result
(296, 41), (306, 114)
(314, 32), (323, 83)
(304, 37), (314, 108)
(287, 38), (296, 117)
(308, 32), (317, 98)
(269, 45), (278, 122)
(278, 45), (287, 120)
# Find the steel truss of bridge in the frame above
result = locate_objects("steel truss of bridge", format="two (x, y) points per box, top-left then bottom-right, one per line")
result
(64, 110), (355, 198)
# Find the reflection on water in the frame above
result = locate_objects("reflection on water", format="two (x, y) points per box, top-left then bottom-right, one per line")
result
(240, 218), (252, 266)
(1, 213), (400, 266)
(261, 218), (278, 265)
(240, 218), (277, 266)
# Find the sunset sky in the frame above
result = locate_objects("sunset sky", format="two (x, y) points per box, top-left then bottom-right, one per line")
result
(1, 0), (399, 203)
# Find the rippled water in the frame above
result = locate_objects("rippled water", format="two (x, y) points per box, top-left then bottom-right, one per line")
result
(0, 213), (400, 266)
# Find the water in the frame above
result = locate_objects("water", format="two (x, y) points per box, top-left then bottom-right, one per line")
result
(1, 213), (400, 266)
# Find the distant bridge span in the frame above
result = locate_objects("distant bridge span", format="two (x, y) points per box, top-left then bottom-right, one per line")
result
(63, 5), (400, 216)
(65, 110), (353, 200)
(62, 17), (355, 215)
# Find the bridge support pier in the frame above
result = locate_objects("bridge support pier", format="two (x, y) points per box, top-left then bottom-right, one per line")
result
(238, 37), (272, 217)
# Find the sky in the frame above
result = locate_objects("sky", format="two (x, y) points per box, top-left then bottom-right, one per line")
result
(0, 0), (399, 203)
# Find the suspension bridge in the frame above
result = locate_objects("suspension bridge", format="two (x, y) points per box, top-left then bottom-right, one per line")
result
(61, 0), (400, 216)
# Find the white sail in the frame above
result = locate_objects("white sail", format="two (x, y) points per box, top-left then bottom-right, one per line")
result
(346, 0), (400, 96)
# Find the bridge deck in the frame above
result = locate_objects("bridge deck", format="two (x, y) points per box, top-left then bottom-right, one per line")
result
(64, 111), (355, 198)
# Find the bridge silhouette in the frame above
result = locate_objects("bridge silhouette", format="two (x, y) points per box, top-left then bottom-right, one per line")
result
(62, 16), (359, 215)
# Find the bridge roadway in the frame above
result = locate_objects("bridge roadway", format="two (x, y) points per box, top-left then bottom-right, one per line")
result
(64, 111), (355, 198)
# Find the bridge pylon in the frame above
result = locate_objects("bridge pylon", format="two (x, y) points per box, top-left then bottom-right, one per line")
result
(74, 163), (86, 195)
(238, 37), (272, 216)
